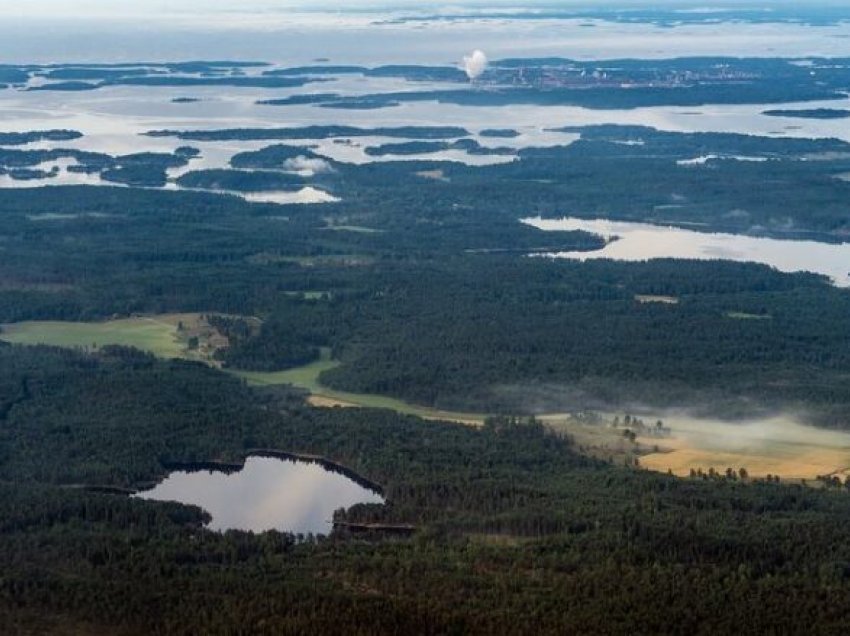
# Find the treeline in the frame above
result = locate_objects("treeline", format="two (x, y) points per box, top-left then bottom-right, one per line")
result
(210, 313), (321, 371)
(0, 183), (599, 321)
(176, 169), (307, 192)
(3, 182), (850, 421)
(218, 256), (850, 423)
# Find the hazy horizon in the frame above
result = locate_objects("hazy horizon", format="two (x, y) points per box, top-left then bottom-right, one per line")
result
(3, 1), (850, 64)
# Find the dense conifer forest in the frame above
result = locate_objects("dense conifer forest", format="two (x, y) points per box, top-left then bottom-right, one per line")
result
(3, 82), (850, 631)
(1, 165), (850, 422)
(4, 344), (850, 634)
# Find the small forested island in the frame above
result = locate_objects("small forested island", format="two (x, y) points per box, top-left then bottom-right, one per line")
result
(0, 129), (82, 145)
(763, 107), (850, 118)
(480, 128), (521, 137)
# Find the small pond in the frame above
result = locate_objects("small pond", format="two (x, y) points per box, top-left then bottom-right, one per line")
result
(135, 455), (384, 535)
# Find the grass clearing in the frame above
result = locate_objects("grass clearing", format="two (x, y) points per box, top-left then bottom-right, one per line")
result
(323, 225), (384, 234)
(1, 318), (485, 425)
(246, 252), (374, 267)
(283, 290), (330, 300)
(26, 212), (115, 222)
(415, 169), (449, 182)
(274, 254), (376, 267)
(635, 295), (679, 304)
(1, 317), (184, 358)
(542, 413), (653, 467)
(234, 348), (486, 425)
(0, 314), (225, 363)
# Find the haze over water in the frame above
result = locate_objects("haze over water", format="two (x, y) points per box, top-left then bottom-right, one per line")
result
(2, 3), (849, 277)
(5, 2), (850, 63)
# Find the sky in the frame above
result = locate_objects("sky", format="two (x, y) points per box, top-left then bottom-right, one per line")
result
(1, 1), (841, 20)
(1, 2), (849, 64)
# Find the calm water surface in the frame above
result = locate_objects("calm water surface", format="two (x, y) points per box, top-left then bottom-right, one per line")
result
(524, 216), (850, 287)
(136, 456), (384, 534)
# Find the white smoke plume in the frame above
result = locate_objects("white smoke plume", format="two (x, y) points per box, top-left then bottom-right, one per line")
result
(462, 49), (488, 81)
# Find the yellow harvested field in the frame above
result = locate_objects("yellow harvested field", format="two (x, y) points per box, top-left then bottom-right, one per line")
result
(637, 414), (850, 480)
(307, 395), (361, 409)
(543, 411), (850, 480)
(306, 393), (484, 426)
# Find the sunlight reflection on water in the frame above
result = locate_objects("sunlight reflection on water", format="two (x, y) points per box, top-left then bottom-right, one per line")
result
(136, 456), (384, 534)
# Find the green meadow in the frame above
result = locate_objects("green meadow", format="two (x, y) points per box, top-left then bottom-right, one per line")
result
(233, 349), (486, 424)
(1, 320), (485, 425)
(0, 317), (186, 359)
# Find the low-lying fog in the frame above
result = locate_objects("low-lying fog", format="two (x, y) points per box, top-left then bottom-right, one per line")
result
(636, 411), (850, 480)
